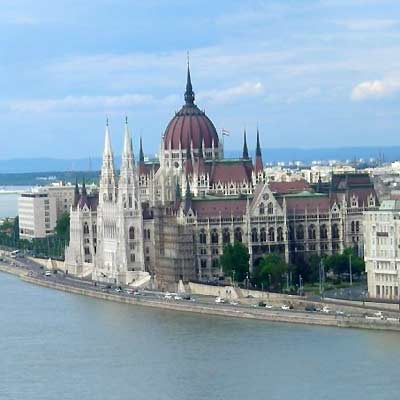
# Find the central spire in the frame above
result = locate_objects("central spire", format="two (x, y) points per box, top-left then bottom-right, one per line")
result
(184, 53), (195, 105)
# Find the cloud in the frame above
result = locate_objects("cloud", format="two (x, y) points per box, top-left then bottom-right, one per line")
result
(6, 93), (179, 113)
(351, 79), (400, 100)
(197, 82), (264, 103)
(336, 18), (398, 31)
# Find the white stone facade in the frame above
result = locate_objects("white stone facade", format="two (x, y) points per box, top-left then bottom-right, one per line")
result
(364, 200), (400, 300)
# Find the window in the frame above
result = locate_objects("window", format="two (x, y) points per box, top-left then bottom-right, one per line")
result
(351, 221), (355, 233)
(320, 225), (328, 240)
(234, 228), (242, 242)
(267, 202), (274, 215)
(129, 226), (135, 240)
(268, 227), (275, 242)
(277, 227), (284, 242)
(355, 221), (360, 233)
(211, 229), (219, 244)
(222, 229), (230, 245)
(83, 222), (89, 234)
(130, 253), (135, 262)
(308, 224), (316, 240)
(259, 203), (265, 215)
(199, 230), (207, 244)
(332, 224), (339, 239)
(251, 228), (258, 242)
(296, 225), (304, 240)
(260, 228), (267, 242)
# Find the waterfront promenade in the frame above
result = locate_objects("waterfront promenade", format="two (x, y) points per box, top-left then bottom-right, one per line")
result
(1, 258), (400, 332)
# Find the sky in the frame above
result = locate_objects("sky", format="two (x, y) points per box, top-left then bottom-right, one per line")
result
(1, 0), (400, 159)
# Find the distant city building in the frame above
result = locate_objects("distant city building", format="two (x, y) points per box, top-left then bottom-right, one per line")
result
(19, 192), (57, 239)
(65, 65), (379, 290)
(18, 182), (78, 239)
(364, 200), (400, 300)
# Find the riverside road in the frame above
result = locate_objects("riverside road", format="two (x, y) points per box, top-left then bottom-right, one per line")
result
(2, 255), (400, 331)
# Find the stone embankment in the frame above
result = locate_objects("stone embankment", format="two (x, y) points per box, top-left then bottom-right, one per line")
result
(1, 263), (400, 332)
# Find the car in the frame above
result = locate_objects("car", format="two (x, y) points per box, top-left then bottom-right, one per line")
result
(230, 301), (239, 306)
(114, 287), (122, 293)
(125, 289), (134, 295)
(215, 297), (225, 304)
(264, 304), (273, 309)
(281, 305), (290, 311)
(305, 305), (317, 312)
(322, 306), (331, 314)
(174, 295), (183, 300)
(258, 301), (267, 307)
(45, 270), (52, 277)
(164, 293), (173, 300)
(335, 310), (345, 316)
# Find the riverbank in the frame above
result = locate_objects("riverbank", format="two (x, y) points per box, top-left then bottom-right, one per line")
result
(1, 262), (400, 332)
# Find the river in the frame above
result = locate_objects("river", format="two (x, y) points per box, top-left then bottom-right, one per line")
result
(0, 273), (399, 400)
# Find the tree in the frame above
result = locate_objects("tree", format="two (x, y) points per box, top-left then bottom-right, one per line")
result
(220, 242), (249, 283)
(253, 254), (289, 290)
(55, 213), (70, 242)
(324, 247), (365, 278)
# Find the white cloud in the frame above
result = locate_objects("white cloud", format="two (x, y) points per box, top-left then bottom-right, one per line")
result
(351, 79), (400, 100)
(7, 93), (179, 113)
(336, 18), (398, 31)
(197, 82), (264, 103)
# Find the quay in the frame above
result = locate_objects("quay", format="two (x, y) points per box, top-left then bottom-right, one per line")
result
(1, 261), (400, 332)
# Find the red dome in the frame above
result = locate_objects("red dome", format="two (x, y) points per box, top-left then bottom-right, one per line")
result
(164, 104), (219, 150)
(163, 64), (219, 151)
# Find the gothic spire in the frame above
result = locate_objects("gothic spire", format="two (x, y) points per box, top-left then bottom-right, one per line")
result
(139, 136), (144, 163)
(255, 127), (263, 174)
(184, 55), (195, 105)
(122, 116), (133, 158)
(242, 129), (249, 159)
(256, 128), (262, 157)
(81, 177), (87, 197)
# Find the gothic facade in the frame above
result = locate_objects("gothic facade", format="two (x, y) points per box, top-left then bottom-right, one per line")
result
(65, 66), (379, 290)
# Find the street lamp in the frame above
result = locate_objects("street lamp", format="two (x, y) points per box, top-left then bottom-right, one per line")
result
(232, 269), (235, 287)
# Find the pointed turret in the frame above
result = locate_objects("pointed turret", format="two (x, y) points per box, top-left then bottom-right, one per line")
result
(184, 57), (195, 105)
(73, 177), (80, 207)
(78, 177), (88, 209)
(242, 129), (249, 159)
(99, 118), (117, 204)
(255, 128), (263, 173)
(121, 117), (134, 171)
(138, 136), (146, 175)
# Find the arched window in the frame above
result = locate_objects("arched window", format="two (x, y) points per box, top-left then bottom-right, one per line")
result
(129, 226), (135, 240)
(260, 228), (267, 242)
(211, 229), (219, 244)
(128, 195), (132, 208)
(277, 227), (284, 242)
(351, 221), (355, 233)
(222, 229), (230, 245)
(267, 202), (274, 215)
(251, 228), (258, 242)
(259, 203), (265, 215)
(296, 225), (304, 240)
(92, 224), (96, 235)
(268, 227), (275, 242)
(320, 224), (328, 239)
(130, 253), (135, 263)
(308, 224), (316, 240)
(199, 229), (207, 244)
(356, 221), (360, 232)
(234, 227), (242, 242)
(332, 224), (339, 239)
(83, 222), (89, 234)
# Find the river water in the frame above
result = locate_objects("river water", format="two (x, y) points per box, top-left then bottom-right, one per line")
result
(0, 273), (399, 400)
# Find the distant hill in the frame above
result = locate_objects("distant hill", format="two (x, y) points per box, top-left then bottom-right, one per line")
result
(0, 146), (399, 174)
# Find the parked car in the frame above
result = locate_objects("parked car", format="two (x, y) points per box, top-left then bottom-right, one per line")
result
(45, 270), (52, 277)
(281, 305), (290, 311)
(305, 305), (317, 312)
(322, 306), (331, 314)
(215, 297), (225, 304)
